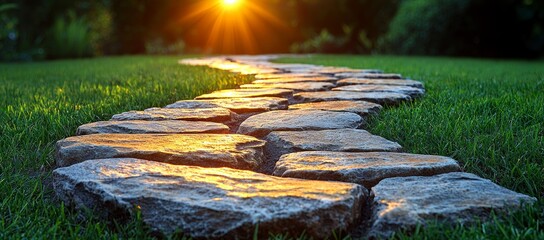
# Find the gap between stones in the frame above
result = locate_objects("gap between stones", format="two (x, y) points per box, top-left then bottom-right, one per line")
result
(52, 55), (536, 239)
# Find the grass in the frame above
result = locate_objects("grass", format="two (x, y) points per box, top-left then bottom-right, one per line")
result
(0, 56), (256, 238)
(0, 55), (543, 239)
(279, 55), (544, 239)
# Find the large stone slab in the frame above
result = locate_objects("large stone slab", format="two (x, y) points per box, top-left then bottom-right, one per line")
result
(369, 172), (537, 238)
(237, 110), (363, 138)
(164, 97), (289, 114)
(337, 78), (424, 89)
(273, 152), (460, 188)
(293, 91), (411, 105)
(289, 100), (382, 116)
(76, 120), (229, 135)
(252, 76), (338, 84)
(55, 134), (265, 170)
(111, 107), (235, 123)
(53, 158), (367, 239)
(335, 73), (403, 79)
(333, 85), (425, 97)
(312, 68), (383, 75)
(240, 82), (335, 92)
(263, 129), (402, 173)
(195, 89), (293, 100)
(254, 73), (325, 79)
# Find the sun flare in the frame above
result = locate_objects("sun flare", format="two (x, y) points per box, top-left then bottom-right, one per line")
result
(180, 0), (289, 54)
(223, 0), (239, 7)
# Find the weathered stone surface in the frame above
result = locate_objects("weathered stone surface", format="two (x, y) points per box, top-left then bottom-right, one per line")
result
(55, 134), (265, 170)
(312, 68), (383, 75)
(369, 172), (537, 239)
(333, 85), (425, 97)
(53, 158), (367, 239)
(254, 73), (325, 79)
(111, 107), (235, 123)
(76, 120), (229, 135)
(293, 91), (411, 105)
(237, 110), (363, 138)
(252, 76), (338, 84)
(263, 129), (402, 173)
(289, 100), (382, 116)
(164, 97), (289, 114)
(195, 89), (293, 100)
(335, 73), (403, 79)
(232, 67), (281, 75)
(240, 82), (335, 92)
(273, 151), (460, 188)
(337, 78), (424, 89)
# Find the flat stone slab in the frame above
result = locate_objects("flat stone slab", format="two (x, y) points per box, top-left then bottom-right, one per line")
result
(335, 73), (403, 79)
(76, 120), (229, 135)
(337, 78), (424, 88)
(54, 158), (366, 239)
(369, 172), (537, 238)
(273, 151), (460, 188)
(293, 91), (411, 105)
(240, 82), (335, 92)
(55, 134), (265, 170)
(111, 107), (235, 123)
(333, 85), (425, 97)
(254, 73), (325, 79)
(164, 97), (289, 114)
(195, 89), (293, 100)
(289, 100), (382, 116)
(237, 110), (363, 138)
(263, 129), (402, 173)
(252, 76), (338, 84)
(312, 68), (383, 75)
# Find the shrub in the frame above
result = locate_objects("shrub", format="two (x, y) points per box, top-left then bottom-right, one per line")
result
(378, 0), (544, 58)
(145, 38), (185, 55)
(290, 29), (348, 53)
(45, 10), (92, 59)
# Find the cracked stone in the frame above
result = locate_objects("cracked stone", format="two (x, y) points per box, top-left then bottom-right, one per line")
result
(273, 151), (460, 188)
(76, 120), (229, 135)
(252, 76), (338, 84)
(293, 91), (411, 105)
(195, 89), (293, 100)
(369, 172), (537, 239)
(335, 73), (403, 79)
(55, 133), (265, 170)
(312, 68), (383, 75)
(237, 110), (363, 138)
(333, 85), (425, 97)
(111, 107), (235, 123)
(289, 100), (382, 116)
(240, 82), (335, 92)
(164, 97), (289, 114)
(263, 129), (402, 173)
(337, 78), (424, 89)
(53, 158), (367, 239)
(254, 73), (325, 79)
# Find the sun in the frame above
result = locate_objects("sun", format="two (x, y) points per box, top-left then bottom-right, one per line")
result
(223, 0), (239, 7)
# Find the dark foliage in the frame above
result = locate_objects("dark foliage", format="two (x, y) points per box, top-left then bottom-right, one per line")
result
(1, 0), (543, 59)
(378, 0), (544, 58)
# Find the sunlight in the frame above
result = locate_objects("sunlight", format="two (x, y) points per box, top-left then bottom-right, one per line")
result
(180, 0), (288, 54)
(223, 0), (239, 7)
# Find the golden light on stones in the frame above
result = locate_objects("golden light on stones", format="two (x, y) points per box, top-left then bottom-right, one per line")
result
(180, 0), (287, 54)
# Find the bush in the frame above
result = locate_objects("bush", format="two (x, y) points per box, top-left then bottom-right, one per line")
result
(290, 29), (348, 53)
(378, 0), (544, 58)
(45, 11), (92, 59)
(145, 38), (185, 55)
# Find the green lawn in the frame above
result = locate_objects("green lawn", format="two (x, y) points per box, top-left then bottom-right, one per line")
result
(1, 55), (543, 239)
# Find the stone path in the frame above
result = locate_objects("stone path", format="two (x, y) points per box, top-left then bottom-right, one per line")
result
(52, 55), (536, 239)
